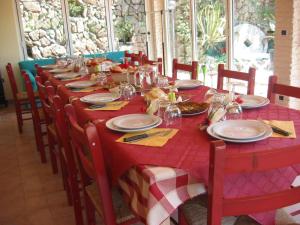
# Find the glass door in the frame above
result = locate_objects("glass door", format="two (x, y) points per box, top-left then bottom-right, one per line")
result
(195, 0), (227, 85)
(232, 0), (275, 95)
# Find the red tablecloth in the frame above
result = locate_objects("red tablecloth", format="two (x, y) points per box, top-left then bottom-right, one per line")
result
(48, 72), (300, 225)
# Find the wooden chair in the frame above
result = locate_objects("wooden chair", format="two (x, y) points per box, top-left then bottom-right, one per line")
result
(36, 76), (61, 174)
(217, 64), (256, 95)
(65, 103), (139, 225)
(179, 140), (300, 225)
(267, 75), (300, 104)
(51, 94), (84, 225)
(6, 63), (38, 133)
(172, 58), (198, 80)
(142, 55), (163, 74)
(35, 64), (49, 83)
(22, 72), (47, 163)
(124, 51), (144, 66)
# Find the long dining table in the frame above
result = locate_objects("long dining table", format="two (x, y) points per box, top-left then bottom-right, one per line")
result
(46, 70), (300, 225)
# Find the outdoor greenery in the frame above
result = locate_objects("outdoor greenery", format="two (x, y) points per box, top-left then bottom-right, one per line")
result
(68, 0), (84, 17)
(115, 18), (134, 43)
(175, 0), (275, 69)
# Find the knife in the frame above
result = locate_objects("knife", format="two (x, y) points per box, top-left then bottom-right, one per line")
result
(269, 124), (291, 136)
(123, 130), (171, 143)
(259, 120), (291, 136)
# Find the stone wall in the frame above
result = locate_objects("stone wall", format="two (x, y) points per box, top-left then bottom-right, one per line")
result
(20, 0), (67, 59)
(112, 0), (147, 53)
(69, 0), (109, 55)
(19, 0), (146, 59)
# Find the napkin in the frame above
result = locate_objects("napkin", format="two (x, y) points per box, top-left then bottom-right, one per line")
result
(85, 101), (129, 111)
(71, 86), (102, 93)
(116, 128), (178, 147)
(265, 120), (296, 138)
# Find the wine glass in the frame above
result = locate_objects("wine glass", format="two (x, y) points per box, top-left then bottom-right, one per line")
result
(207, 93), (226, 124)
(164, 103), (182, 127)
(225, 102), (243, 120)
(97, 72), (107, 86)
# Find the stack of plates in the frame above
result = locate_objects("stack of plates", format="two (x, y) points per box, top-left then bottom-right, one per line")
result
(106, 114), (162, 133)
(240, 95), (270, 109)
(41, 64), (59, 70)
(80, 93), (120, 105)
(49, 68), (72, 74)
(65, 80), (97, 89)
(207, 120), (272, 143)
(54, 72), (81, 80)
(174, 80), (203, 90)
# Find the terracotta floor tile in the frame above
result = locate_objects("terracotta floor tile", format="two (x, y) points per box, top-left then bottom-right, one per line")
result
(28, 208), (55, 225)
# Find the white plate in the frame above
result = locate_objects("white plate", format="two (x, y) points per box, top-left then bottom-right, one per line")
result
(174, 80), (203, 89)
(54, 72), (81, 80)
(106, 116), (162, 133)
(207, 120), (272, 143)
(80, 93), (120, 104)
(240, 95), (270, 109)
(49, 68), (72, 74)
(41, 64), (58, 70)
(65, 80), (97, 89)
(112, 114), (161, 130)
(213, 120), (267, 140)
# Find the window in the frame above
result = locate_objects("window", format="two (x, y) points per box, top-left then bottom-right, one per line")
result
(18, 0), (69, 59)
(16, 0), (147, 59)
(112, 0), (147, 53)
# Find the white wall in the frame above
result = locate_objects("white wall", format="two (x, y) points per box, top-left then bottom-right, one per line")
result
(0, 0), (24, 100)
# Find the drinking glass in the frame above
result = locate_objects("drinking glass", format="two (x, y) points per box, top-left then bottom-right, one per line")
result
(207, 93), (226, 123)
(157, 75), (169, 88)
(225, 102), (243, 120)
(97, 72), (107, 86)
(157, 99), (171, 119)
(122, 83), (136, 100)
(204, 88), (218, 103)
(164, 103), (182, 127)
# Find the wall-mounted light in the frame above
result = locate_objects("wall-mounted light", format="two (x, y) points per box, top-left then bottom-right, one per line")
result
(168, 0), (176, 10)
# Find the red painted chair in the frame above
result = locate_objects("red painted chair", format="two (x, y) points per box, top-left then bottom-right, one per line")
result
(217, 64), (256, 95)
(36, 76), (60, 174)
(51, 94), (84, 225)
(65, 103), (139, 225)
(172, 58), (198, 80)
(22, 72), (47, 163)
(267, 75), (300, 104)
(6, 63), (38, 133)
(179, 140), (300, 225)
(142, 55), (163, 74)
(124, 50), (144, 66)
(35, 64), (49, 83)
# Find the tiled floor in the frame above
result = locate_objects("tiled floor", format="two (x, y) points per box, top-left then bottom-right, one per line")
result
(0, 104), (76, 225)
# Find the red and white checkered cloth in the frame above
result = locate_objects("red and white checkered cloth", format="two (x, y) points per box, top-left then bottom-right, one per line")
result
(118, 165), (206, 225)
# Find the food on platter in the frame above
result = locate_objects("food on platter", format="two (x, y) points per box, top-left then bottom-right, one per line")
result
(177, 102), (209, 115)
(110, 65), (137, 74)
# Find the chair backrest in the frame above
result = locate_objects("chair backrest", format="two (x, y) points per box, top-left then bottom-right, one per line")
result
(51, 94), (78, 176)
(142, 55), (163, 74)
(207, 140), (300, 225)
(22, 72), (41, 122)
(6, 63), (18, 100)
(172, 58), (198, 80)
(217, 64), (256, 95)
(125, 50), (144, 65)
(267, 75), (300, 104)
(35, 64), (48, 84)
(64, 104), (116, 225)
(36, 76), (52, 124)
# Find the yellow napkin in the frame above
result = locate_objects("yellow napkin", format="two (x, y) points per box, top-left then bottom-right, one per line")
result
(116, 128), (178, 147)
(72, 86), (102, 93)
(264, 120), (296, 138)
(85, 101), (129, 111)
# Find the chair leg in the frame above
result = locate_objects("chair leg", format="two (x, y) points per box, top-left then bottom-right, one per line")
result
(60, 155), (73, 206)
(33, 123), (47, 163)
(15, 103), (23, 133)
(71, 174), (84, 225)
(178, 207), (189, 225)
(48, 132), (58, 174)
(85, 192), (96, 225)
